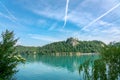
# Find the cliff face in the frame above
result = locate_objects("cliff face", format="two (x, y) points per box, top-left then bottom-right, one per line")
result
(66, 37), (79, 46)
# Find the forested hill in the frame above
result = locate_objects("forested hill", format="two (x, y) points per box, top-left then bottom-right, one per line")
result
(16, 37), (106, 54)
(16, 45), (39, 54)
(39, 37), (106, 54)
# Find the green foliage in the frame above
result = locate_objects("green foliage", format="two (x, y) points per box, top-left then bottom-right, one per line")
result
(38, 38), (106, 55)
(16, 45), (39, 54)
(0, 30), (25, 80)
(79, 42), (120, 80)
(16, 38), (106, 55)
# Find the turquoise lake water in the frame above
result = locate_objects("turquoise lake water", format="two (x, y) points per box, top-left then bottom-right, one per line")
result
(15, 55), (98, 80)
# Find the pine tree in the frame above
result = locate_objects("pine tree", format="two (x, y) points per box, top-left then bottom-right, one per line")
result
(0, 30), (25, 80)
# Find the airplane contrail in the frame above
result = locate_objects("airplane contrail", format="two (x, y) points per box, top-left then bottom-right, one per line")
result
(82, 3), (120, 30)
(0, 12), (15, 21)
(0, 1), (17, 22)
(63, 0), (69, 28)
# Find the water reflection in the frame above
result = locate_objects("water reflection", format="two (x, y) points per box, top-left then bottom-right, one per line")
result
(23, 54), (98, 72)
(16, 54), (98, 80)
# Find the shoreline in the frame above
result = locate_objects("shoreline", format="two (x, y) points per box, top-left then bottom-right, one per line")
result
(42, 52), (99, 56)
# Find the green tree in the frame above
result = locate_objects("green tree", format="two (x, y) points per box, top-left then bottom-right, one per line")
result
(0, 30), (25, 80)
(79, 45), (120, 80)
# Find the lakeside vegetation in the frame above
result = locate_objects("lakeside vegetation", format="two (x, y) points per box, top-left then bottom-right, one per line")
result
(79, 42), (120, 80)
(16, 45), (39, 54)
(0, 30), (25, 80)
(17, 37), (107, 55)
(0, 30), (120, 80)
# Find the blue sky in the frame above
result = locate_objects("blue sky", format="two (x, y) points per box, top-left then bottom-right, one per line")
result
(0, 0), (120, 46)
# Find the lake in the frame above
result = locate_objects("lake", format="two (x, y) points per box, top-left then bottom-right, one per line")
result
(15, 54), (99, 80)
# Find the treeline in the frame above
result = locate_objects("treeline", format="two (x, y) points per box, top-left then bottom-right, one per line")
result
(16, 37), (107, 55)
(38, 39), (106, 54)
(16, 45), (39, 54)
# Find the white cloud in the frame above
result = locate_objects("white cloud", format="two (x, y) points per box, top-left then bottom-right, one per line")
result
(0, 12), (14, 22)
(5, 0), (120, 45)
(20, 0), (66, 21)
(0, 1), (17, 22)
(98, 20), (112, 26)
(49, 23), (58, 30)
(82, 2), (120, 30)
(15, 0), (120, 29)
(36, 19), (48, 28)
(67, 11), (93, 27)
(57, 29), (74, 33)
(102, 27), (120, 35)
(29, 34), (63, 42)
(33, 9), (64, 20)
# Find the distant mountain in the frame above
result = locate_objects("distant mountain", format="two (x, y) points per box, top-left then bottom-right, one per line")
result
(38, 37), (106, 55)
(16, 37), (107, 55)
